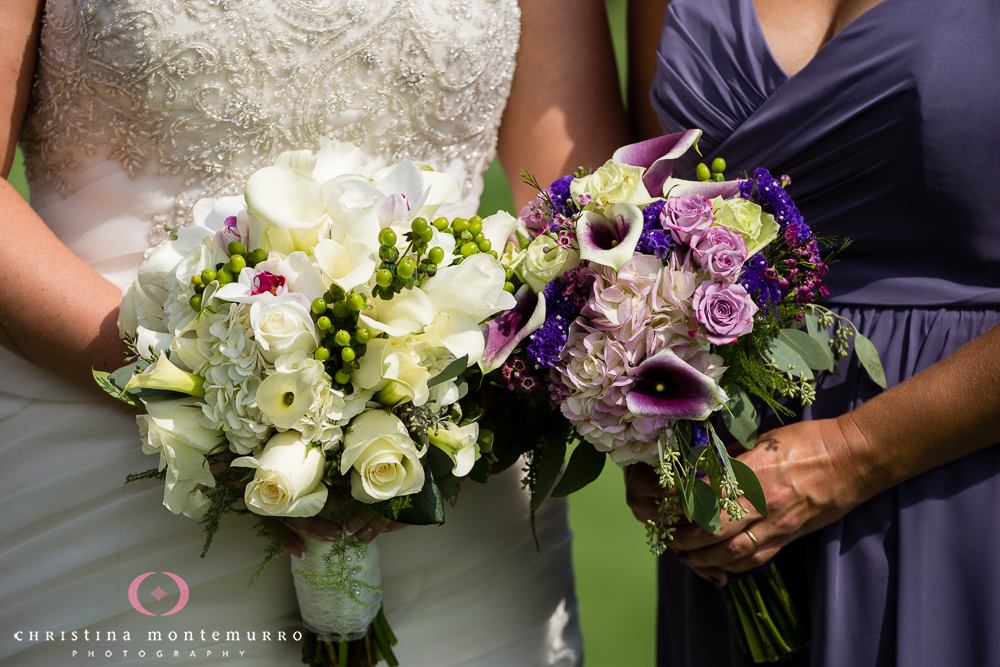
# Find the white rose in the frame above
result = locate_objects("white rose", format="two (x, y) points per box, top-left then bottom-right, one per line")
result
(428, 421), (480, 476)
(250, 301), (318, 363)
(137, 397), (223, 518)
(341, 411), (425, 503)
(256, 353), (327, 429)
(231, 431), (328, 517)
(710, 197), (779, 256)
(138, 226), (213, 307)
(516, 234), (581, 293)
(570, 160), (654, 209)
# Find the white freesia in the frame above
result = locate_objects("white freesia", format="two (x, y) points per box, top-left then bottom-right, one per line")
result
(256, 353), (327, 429)
(312, 239), (377, 293)
(428, 421), (480, 476)
(417, 311), (484, 365)
(355, 337), (434, 407)
(422, 253), (516, 322)
(359, 288), (435, 337)
(341, 410), (424, 503)
(231, 431), (328, 517)
(516, 234), (581, 293)
(250, 301), (319, 363)
(137, 396), (223, 518)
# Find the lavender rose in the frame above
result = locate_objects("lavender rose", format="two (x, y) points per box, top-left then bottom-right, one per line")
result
(699, 245), (747, 281)
(690, 225), (746, 257)
(692, 281), (758, 344)
(662, 194), (714, 244)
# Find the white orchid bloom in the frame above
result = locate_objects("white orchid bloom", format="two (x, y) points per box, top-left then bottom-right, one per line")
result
(359, 287), (435, 337)
(214, 266), (312, 310)
(312, 239), (377, 293)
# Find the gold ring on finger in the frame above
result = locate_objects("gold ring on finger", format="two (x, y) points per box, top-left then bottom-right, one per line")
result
(746, 529), (760, 549)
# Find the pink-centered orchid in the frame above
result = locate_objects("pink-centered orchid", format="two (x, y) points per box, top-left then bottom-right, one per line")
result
(625, 348), (724, 421)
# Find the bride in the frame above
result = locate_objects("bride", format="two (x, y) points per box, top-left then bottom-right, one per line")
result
(0, 0), (627, 664)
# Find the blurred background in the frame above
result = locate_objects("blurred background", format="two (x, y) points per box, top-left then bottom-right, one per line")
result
(4, 1), (656, 663)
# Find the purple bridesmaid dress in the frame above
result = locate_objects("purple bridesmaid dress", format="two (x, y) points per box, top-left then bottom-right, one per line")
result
(650, 0), (1000, 665)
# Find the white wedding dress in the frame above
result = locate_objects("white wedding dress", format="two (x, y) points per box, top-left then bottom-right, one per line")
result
(0, 0), (582, 664)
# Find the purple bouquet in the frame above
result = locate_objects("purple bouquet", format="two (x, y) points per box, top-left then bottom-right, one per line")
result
(481, 130), (884, 662)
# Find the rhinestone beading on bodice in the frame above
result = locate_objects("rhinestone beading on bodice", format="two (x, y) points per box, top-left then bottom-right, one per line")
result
(20, 0), (520, 244)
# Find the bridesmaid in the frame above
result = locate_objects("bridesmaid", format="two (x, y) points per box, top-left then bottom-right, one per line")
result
(625, 0), (1000, 665)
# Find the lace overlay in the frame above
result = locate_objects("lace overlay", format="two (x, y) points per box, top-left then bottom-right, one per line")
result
(20, 0), (520, 244)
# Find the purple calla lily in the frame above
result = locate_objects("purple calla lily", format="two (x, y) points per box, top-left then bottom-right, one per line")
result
(612, 129), (703, 196)
(662, 177), (741, 200)
(576, 203), (644, 271)
(479, 285), (547, 374)
(626, 349), (723, 421)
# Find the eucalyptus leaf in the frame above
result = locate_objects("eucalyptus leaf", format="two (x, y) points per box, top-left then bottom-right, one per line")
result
(92, 369), (143, 409)
(854, 332), (887, 388)
(552, 440), (606, 497)
(721, 387), (758, 450)
(467, 453), (493, 484)
(395, 467), (446, 525)
(766, 338), (813, 380)
(731, 459), (767, 518)
(690, 480), (722, 534)
(530, 437), (567, 512)
(805, 313), (837, 370)
(779, 328), (831, 371)
(427, 355), (468, 388)
(708, 426), (737, 482)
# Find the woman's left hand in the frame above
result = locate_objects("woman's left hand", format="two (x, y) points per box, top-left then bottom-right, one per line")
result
(668, 416), (867, 585)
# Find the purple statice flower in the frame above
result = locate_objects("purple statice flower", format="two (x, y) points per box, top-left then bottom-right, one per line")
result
(526, 279), (583, 368)
(691, 422), (709, 448)
(635, 199), (674, 260)
(739, 168), (808, 238)
(738, 252), (786, 319)
(547, 175), (578, 219)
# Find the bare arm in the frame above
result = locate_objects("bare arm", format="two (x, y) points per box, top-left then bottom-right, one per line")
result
(630, 323), (1000, 582)
(499, 0), (630, 209)
(627, 0), (671, 141)
(0, 0), (128, 395)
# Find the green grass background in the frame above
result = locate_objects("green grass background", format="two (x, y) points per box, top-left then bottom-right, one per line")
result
(4, 2), (656, 663)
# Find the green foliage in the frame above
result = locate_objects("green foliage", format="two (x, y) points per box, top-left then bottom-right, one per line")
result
(247, 519), (290, 588)
(371, 495), (413, 522)
(199, 467), (246, 559)
(293, 532), (380, 607)
(125, 467), (167, 484)
(552, 439), (606, 497)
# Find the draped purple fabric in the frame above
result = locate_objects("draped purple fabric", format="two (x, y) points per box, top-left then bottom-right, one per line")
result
(650, 0), (1000, 664)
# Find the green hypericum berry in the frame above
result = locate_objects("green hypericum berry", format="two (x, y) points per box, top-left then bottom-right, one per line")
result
(355, 327), (372, 344)
(347, 293), (365, 311)
(228, 241), (247, 256)
(191, 275), (203, 287)
(418, 228), (433, 243)
(714, 173), (725, 182)
(314, 346), (331, 361)
(378, 227), (397, 247)
(711, 157), (727, 174)
(334, 330), (351, 347)
(452, 218), (469, 233)
(477, 239), (492, 252)
(460, 241), (478, 257)
(229, 254), (247, 273)
(316, 316), (332, 330)
(311, 298), (327, 314)
(379, 245), (400, 262)
(200, 269), (217, 284)
(504, 267), (513, 281)
(424, 264), (437, 277)
(433, 216), (449, 231)
(332, 302), (350, 319)
(696, 162), (712, 182)
(503, 281), (515, 293)
(217, 267), (234, 285)
(376, 268), (393, 287)
(428, 246), (445, 264)
(468, 217), (483, 235)
(397, 257), (415, 279)
(341, 347), (356, 363)
(329, 283), (347, 302)
(194, 284), (205, 294)
(411, 217), (429, 235)
(189, 294), (203, 311)
(249, 248), (268, 267)
(334, 369), (352, 385)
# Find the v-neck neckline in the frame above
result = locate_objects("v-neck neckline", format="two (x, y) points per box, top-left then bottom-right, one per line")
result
(748, 0), (895, 79)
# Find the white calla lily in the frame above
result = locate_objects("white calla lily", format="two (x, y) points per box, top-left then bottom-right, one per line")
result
(428, 421), (480, 476)
(245, 166), (326, 230)
(256, 360), (324, 429)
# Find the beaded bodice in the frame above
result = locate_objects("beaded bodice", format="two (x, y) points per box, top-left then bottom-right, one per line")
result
(20, 0), (520, 244)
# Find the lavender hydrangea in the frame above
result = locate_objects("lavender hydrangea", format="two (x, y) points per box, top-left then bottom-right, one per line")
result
(635, 199), (674, 260)
(526, 279), (583, 368)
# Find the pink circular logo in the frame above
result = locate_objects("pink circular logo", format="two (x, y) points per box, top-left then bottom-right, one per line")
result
(127, 572), (190, 616)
